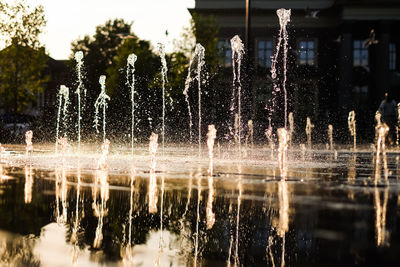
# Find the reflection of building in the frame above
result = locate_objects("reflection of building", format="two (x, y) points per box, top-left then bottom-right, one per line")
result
(189, 0), (400, 139)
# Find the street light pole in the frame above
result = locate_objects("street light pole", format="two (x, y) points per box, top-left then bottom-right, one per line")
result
(245, 0), (255, 123)
(245, 0), (251, 49)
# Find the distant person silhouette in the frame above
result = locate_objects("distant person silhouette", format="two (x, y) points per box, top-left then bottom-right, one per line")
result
(378, 92), (398, 144)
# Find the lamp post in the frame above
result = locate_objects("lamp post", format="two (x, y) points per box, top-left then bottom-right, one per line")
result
(245, 0), (255, 123)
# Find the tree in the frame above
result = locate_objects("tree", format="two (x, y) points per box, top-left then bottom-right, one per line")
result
(105, 37), (160, 140)
(70, 19), (136, 137)
(174, 13), (229, 139)
(0, 0), (47, 114)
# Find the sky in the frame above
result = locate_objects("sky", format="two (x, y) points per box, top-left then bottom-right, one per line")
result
(3, 0), (195, 59)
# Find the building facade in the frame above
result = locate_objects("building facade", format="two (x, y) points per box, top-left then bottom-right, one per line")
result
(189, 0), (400, 141)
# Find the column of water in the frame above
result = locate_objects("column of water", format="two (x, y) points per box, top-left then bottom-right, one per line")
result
(230, 35), (245, 149)
(127, 54), (137, 156)
(74, 51), (84, 152)
(157, 43), (168, 151)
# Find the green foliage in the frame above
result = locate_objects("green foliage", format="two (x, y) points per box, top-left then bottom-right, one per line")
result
(190, 13), (220, 74)
(70, 19), (135, 136)
(0, 0), (48, 113)
(106, 37), (161, 138)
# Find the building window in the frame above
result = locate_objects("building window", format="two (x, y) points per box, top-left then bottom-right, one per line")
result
(353, 40), (368, 67)
(257, 40), (273, 68)
(298, 40), (316, 66)
(217, 39), (232, 67)
(389, 43), (396, 71)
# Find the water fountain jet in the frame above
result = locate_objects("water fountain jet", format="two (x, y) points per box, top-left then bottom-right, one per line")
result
(305, 117), (314, 149)
(375, 123), (389, 186)
(348, 110), (356, 151)
(157, 43), (168, 151)
(94, 75), (110, 143)
(183, 43), (205, 152)
(55, 85), (70, 153)
(127, 53), (137, 156)
(271, 8), (291, 128)
(74, 51), (84, 151)
(230, 35), (245, 149)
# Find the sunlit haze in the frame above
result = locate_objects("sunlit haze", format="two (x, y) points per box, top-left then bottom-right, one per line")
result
(1, 0), (195, 59)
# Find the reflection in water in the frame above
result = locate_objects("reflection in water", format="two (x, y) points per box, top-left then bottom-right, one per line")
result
(3, 145), (400, 266)
(207, 124), (217, 176)
(206, 175), (215, 229)
(122, 170), (136, 266)
(55, 164), (68, 224)
(194, 172), (201, 267)
(347, 155), (356, 200)
(0, 163), (12, 181)
(277, 180), (289, 238)
(149, 170), (158, 214)
(348, 155), (356, 184)
(0, 231), (39, 266)
(156, 174), (165, 267)
(178, 171), (193, 255)
(71, 165), (82, 264)
(93, 169), (109, 249)
(375, 124), (389, 185)
(149, 133), (159, 214)
(278, 180), (289, 267)
(24, 165), (33, 204)
(374, 187), (389, 247)
(234, 179), (242, 266)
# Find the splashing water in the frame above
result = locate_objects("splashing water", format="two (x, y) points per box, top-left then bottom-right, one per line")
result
(207, 124), (217, 176)
(25, 130), (33, 157)
(277, 128), (288, 178)
(265, 117), (274, 158)
(230, 35), (245, 149)
(57, 137), (68, 164)
(270, 9), (291, 129)
(234, 113), (240, 145)
(74, 51), (84, 151)
(348, 110), (356, 150)
(55, 85), (70, 153)
(157, 43), (168, 151)
(149, 133), (159, 170)
(97, 139), (110, 170)
(247, 120), (254, 148)
(127, 53), (137, 156)
(288, 112), (294, 146)
(149, 133), (159, 213)
(0, 143), (5, 160)
(94, 75), (110, 142)
(305, 117), (314, 148)
(183, 44), (206, 150)
(328, 124), (334, 150)
(375, 110), (382, 143)
(375, 123), (389, 186)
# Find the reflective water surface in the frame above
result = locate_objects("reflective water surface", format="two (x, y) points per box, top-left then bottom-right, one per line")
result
(1, 144), (400, 266)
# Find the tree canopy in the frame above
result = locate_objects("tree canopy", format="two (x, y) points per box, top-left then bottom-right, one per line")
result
(0, 0), (48, 114)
